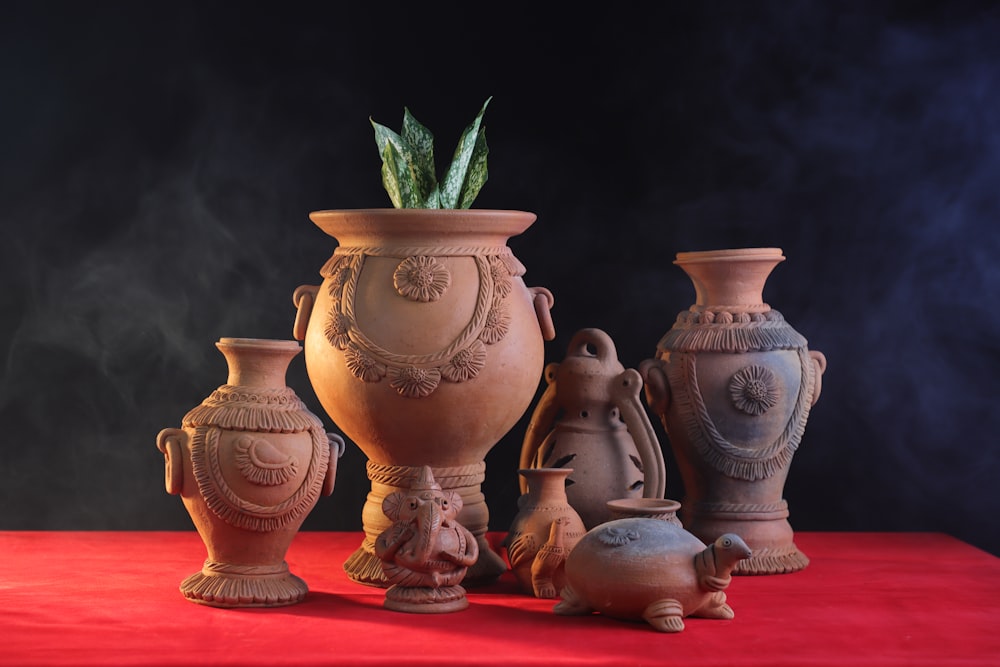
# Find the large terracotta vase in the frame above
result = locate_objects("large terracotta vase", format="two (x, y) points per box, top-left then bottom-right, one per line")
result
(155, 338), (344, 606)
(292, 209), (555, 586)
(640, 248), (826, 574)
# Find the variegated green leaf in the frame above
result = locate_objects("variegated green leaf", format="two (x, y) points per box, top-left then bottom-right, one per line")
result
(440, 97), (491, 208)
(423, 184), (442, 209)
(382, 142), (424, 208)
(401, 108), (436, 195)
(457, 127), (488, 209)
(379, 140), (403, 208)
(372, 118), (433, 206)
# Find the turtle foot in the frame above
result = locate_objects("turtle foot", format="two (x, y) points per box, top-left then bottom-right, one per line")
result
(553, 585), (591, 616)
(644, 598), (685, 633)
(695, 591), (735, 620)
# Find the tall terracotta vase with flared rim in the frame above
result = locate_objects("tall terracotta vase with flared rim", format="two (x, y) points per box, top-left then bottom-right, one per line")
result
(292, 209), (556, 587)
(156, 337), (344, 607)
(641, 247), (826, 575)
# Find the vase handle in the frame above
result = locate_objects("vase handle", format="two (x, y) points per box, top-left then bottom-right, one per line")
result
(529, 286), (556, 341)
(639, 358), (671, 417)
(518, 362), (560, 494)
(322, 432), (346, 497)
(156, 428), (187, 495)
(292, 285), (319, 342)
(611, 368), (667, 500)
(809, 350), (827, 406)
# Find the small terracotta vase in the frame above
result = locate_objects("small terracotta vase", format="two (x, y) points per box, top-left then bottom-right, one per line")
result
(554, 519), (752, 632)
(640, 248), (826, 575)
(156, 338), (344, 607)
(375, 466), (478, 613)
(504, 468), (587, 598)
(520, 328), (666, 529)
(292, 209), (555, 587)
(606, 498), (683, 526)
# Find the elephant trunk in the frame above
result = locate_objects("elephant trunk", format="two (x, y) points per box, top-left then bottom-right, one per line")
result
(416, 499), (443, 564)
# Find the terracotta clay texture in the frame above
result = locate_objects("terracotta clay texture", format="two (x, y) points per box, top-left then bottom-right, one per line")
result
(293, 209), (555, 587)
(641, 248), (826, 574)
(375, 466), (478, 613)
(155, 338), (344, 607)
(554, 518), (751, 632)
(504, 468), (587, 598)
(520, 328), (666, 529)
(607, 498), (683, 526)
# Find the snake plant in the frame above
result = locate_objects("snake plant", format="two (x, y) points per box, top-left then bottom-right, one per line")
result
(371, 97), (490, 209)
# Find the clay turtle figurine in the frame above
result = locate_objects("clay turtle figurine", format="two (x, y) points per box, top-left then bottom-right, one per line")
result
(553, 518), (751, 632)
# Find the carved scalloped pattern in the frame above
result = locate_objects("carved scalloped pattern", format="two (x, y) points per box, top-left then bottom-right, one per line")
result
(323, 250), (518, 398)
(667, 349), (814, 481)
(189, 426), (328, 532)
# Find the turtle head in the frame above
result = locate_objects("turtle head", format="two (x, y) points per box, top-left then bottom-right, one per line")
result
(695, 533), (752, 591)
(714, 533), (752, 567)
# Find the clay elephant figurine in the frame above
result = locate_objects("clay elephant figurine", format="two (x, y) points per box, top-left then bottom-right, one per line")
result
(375, 466), (479, 613)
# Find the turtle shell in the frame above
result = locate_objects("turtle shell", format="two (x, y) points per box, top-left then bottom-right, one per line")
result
(563, 518), (710, 621)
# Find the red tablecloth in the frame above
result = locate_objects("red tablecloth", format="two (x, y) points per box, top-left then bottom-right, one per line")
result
(1, 531), (998, 666)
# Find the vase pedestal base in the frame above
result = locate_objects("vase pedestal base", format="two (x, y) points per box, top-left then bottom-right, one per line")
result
(180, 560), (308, 607)
(383, 584), (469, 614)
(684, 500), (809, 575)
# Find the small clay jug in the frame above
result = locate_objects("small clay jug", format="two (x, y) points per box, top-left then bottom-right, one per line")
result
(520, 328), (666, 529)
(156, 337), (344, 607)
(606, 498), (683, 526)
(640, 248), (826, 574)
(504, 468), (587, 598)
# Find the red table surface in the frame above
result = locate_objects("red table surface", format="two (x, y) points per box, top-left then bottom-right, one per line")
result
(1, 531), (998, 667)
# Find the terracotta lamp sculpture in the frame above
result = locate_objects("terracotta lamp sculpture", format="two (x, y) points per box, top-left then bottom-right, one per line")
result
(375, 466), (479, 613)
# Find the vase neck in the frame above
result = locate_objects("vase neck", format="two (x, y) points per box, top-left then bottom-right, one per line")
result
(674, 248), (784, 312)
(520, 468), (571, 503)
(215, 338), (301, 388)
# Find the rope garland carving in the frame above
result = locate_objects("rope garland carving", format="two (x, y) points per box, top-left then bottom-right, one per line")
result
(667, 347), (815, 481)
(321, 246), (520, 397)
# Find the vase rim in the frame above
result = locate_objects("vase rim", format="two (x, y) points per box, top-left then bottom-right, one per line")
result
(674, 247), (785, 264)
(518, 467), (573, 476)
(606, 498), (681, 511)
(309, 208), (536, 235)
(217, 337), (301, 351)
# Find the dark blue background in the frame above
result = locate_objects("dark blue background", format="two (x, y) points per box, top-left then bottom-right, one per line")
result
(2, 2), (998, 556)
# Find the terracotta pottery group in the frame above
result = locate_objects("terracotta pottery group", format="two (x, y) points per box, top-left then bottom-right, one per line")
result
(292, 209), (555, 587)
(375, 466), (479, 613)
(520, 327), (665, 529)
(641, 248), (826, 574)
(155, 191), (826, 630)
(156, 338), (344, 607)
(554, 518), (752, 632)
